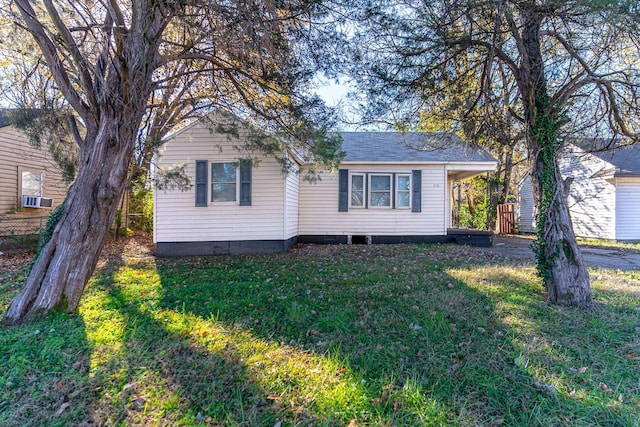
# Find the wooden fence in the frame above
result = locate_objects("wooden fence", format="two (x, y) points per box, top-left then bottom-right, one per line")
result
(496, 203), (516, 234)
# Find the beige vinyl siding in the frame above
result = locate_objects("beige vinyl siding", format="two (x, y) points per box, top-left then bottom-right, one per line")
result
(299, 164), (447, 236)
(154, 120), (288, 243)
(0, 127), (67, 216)
(284, 160), (299, 239)
(560, 146), (616, 240)
(615, 178), (640, 241)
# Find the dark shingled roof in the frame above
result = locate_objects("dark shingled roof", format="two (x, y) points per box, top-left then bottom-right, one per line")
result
(590, 145), (640, 177)
(571, 138), (640, 177)
(340, 132), (495, 163)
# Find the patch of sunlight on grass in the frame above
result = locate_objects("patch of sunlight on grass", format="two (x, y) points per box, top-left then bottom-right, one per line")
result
(152, 308), (371, 420)
(590, 269), (640, 306)
(80, 286), (127, 370)
(401, 377), (450, 424)
(447, 265), (540, 294)
(576, 237), (640, 252)
(112, 265), (162, 305)
(447, 265), (542, 329)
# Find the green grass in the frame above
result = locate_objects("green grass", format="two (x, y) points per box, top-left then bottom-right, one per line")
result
(512, 233), (640, 253)
(575, 238), (640, 252)
(1, 237), (639, 426)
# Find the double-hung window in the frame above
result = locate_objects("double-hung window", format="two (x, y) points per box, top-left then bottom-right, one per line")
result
(350, 174), (365, 208)
(22, 171), (43, 197)
(369, 174), (392, 208)
(211, 162), (237, 203)
(346, 172), (413, 209)
(196, 159), (251, 207)
(340, 169), (421, 212)
(396, 174), (411, 209)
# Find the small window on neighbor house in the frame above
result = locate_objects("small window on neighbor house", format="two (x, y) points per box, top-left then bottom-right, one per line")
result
(22, 171), (43, 197)
(396, 174), (411, 208)
(369, 174), (392, 208)
(211, 162), (237, 203)
(350, 174), (365, 207)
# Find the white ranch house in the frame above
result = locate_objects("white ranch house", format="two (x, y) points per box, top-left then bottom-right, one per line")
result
(154, 115), (497, 255)
(518, 143), (640, 241)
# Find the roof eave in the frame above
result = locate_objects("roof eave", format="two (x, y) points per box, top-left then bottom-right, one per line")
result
(339, 160), (497, 166)
(614, 173), (640, 178)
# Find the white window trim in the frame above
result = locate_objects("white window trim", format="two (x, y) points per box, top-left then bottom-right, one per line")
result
(368, 173), (393, 209)
(396, 174), (412, 209)
(211, 162), (239, 204)
(19, 168), (44, 198)
(349, 173), (366, 208)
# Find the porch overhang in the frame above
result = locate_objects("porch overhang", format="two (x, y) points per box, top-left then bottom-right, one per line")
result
(446, 162), (498, 180)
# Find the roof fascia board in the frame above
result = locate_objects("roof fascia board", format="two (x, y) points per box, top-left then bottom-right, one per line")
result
(339, 161), (497, 167)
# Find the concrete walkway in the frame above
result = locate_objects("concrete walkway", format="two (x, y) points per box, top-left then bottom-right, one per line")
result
(489, 236), (640, 271)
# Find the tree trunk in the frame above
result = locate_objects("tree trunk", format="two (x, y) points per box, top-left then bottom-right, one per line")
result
(518, 4), (591, 306)
(530, 162), (591, 305)
(3, 115), (133, 325)
(486, 161), (503, 231)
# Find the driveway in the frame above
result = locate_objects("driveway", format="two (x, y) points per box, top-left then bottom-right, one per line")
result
(489, 236), (640, 271)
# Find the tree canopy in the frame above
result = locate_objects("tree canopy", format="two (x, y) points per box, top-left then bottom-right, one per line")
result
(2, 0), (343, 324)
(344, 0), (640, 305)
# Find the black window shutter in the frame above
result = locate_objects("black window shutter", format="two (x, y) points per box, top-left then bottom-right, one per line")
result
(338, 169), (348, 212)
(239, 159), (252, 206)
(364, 173), (368, 208)
(195, 160), (208, 207)
(392, 173), (396, 209)
(412, 169), (422, 212)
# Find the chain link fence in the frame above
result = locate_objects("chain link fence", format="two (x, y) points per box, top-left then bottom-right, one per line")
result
(0, 215), (46, 236)
(0, 215), (46, 251)
(1, 191), (151, 250)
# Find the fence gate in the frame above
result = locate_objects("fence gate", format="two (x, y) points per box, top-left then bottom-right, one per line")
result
(497, 203), (516, 234)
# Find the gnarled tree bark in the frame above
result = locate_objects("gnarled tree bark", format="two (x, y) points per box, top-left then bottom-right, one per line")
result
(519, 5), (590, 306)
(529, 158), (591, 305)
(2, 0), (158, 324)
(4, 110), (139, 324)
(3, 0), (343, 324)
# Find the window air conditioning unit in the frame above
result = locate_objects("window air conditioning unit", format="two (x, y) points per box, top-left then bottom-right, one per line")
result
(39, 197), (54, 208)
(22, 195), (54, 208)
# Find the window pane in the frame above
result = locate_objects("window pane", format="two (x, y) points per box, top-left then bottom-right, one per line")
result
(22, 171), (42, 196)
(212, 183), (236, 202)
(398, 176), (410, 191)
(212, 163), (236, 182)
(371, 175), (390, 191)
(351, 190), (364, 207)
(397, 191), (410, 207)
(371, 192), (391, 207)
(351, 175), (363, 191)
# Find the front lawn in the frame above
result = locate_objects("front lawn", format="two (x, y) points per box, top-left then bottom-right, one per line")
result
(1, 235), (639, 426)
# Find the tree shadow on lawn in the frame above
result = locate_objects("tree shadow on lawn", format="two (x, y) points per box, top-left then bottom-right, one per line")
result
(0, 313), (91, 425)
(2, 241), (638, 425)
(153, 243), (639, 425)
(78, 246), (292, 425)
(447, 261), (640, 425)
(0, 261), (92, 425)
(1, 243), (284, 426)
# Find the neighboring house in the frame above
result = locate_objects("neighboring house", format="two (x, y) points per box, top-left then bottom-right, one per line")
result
(0, 109), (68, 235)
(518, 143), (640, 241)
(154, 115), (497, 256)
